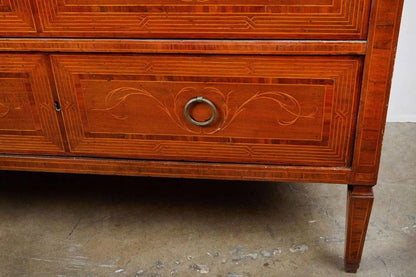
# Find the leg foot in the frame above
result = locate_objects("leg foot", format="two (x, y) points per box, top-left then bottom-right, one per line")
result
(345, 185), (374, 273)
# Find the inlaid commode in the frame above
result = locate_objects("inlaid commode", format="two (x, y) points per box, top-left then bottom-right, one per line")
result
(0, 0), (404, 273)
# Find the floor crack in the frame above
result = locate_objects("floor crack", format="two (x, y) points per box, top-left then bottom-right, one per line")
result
(67, 217), (82, 239)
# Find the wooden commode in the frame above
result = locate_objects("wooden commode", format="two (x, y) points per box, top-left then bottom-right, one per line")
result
(0, 0), (404, 272)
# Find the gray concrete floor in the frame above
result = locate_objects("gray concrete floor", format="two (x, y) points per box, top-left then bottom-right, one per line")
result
(0, 123), (414, 277)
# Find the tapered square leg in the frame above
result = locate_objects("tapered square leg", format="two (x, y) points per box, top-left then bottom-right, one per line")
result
(345, 185), (374, 273)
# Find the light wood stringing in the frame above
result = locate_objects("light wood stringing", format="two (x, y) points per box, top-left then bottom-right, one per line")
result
(0, 54), (64, 154)
(51, 54), (363, 166)
(29, 0), (371, 39)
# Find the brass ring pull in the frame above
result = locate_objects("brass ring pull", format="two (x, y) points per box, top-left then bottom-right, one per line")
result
(184, 96), (217, 127)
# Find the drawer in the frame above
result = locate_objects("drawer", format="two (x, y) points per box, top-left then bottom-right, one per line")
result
(32, 0), (371, 39)
(0, 0), (36, 34)
(52, 54), (362, 166)
(0, 54), (64, 155)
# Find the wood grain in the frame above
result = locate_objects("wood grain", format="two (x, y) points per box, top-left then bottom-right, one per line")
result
(0, 0), (405, 273)
(0, 54), (64, 154)
(351, 0), (405, 185)
(51, 54), (362, 166)
(0, 39), (367, 55)
(30, 0), (371, 39)
(345, 185), (374, 273)
(0, 0), (36, 35)
(0, 154), (352, 184)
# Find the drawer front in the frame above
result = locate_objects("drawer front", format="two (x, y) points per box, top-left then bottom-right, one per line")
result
(32, 0), (371, 39)
(0, 0), (36, 34)
(52, 54), (362, 166)
(0, 54), (64, 154)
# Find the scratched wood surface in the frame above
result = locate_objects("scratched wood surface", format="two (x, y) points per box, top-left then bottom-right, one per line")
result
(51, 54), (362, 166)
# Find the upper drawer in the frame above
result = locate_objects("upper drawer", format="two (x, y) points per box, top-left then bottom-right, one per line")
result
(27, 0), (371, 39)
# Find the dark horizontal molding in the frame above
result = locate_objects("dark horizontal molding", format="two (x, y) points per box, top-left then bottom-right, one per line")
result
(0, 39), (367, 55)
(0, 154), (357, 184)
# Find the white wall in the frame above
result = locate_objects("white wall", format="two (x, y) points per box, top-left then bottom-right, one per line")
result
(388, 0), (416, 122)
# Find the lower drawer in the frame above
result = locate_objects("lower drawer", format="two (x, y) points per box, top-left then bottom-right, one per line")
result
(52, 54), (363, 166)
(0, 54), (64, 155)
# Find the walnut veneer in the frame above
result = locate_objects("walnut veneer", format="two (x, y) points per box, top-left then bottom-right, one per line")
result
(0, 0), (404, 273)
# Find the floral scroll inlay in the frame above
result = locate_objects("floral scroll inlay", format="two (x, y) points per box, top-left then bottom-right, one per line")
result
(94, 86), (317, 134)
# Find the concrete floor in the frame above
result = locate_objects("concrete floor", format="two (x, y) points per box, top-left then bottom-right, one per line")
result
(0, 123), (414, 277)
